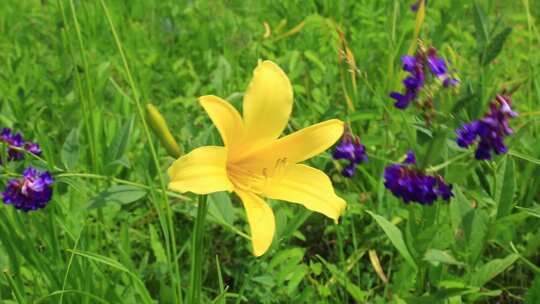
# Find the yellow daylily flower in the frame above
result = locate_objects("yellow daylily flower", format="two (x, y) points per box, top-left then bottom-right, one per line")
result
(168, 60), (347, 256)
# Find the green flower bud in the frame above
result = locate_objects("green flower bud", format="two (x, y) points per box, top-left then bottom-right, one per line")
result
(146, 103), (182, 158)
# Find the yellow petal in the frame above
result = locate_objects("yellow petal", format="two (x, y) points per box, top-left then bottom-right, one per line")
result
(199, 95), (244, 148)
(234, 119), (344, 170)
(168, 146), (234, 194)
(242, 60), (293, 148)
(262, 164), (346, 221)
(236, 190), (275, 256)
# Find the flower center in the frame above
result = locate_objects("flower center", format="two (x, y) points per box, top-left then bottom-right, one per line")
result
(227, 157), (289, 194)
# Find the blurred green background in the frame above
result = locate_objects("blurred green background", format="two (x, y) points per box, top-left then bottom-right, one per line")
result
(1, 0), (540, 303)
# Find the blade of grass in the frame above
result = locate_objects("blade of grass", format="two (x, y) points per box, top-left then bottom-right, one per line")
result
(96, 2), (182, 301)
(68, 249), (153, 303)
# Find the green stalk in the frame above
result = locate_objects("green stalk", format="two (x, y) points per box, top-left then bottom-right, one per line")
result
(3, 270), (26, 303)
(59, 225), (84, 304)
(98, 1), (181, 302)
(55, 172), (189, 200)
(65, 0), (101, 173)
(188, 196), (208, 304)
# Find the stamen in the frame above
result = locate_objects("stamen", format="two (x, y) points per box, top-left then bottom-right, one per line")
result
(227, 157), (290, 194)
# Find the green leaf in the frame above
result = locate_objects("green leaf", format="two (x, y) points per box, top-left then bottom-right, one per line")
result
(463, 208), (489, 265)
(287, 265), (308, 295)
(470, 253), (519, 287)
(405, 287), (479, 304)
(107, 115), (135, 165)
(61, 128), (80, 170)
(310, 262), (322, 276)
(149, 225), (167, 264)
(87, 185), (147, 209)
(207, 192), (236, 226)
(420, 127), (448, 169)
(348, 110), (380, 122)
(68, 249), (153, 304)
(509, 150), (540, 165)
(496, 157), (515, 219)
(525, 275), (540, 304)
(472, 1), (489, 48)
(482, 27), (512, 66)
(318, 256), (366, 302)
(268, 247), (304, 270)
(423, 249), (466, 267)
(516, 206), (540, 218)
(449, 186), (473, 234)
(366, 211), (418, 270)
(475, 166), (492, 196)
(304, 50), (325, 71)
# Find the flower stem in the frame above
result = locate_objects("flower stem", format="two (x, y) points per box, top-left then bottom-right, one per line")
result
(55, 172), (189, 201)
(98, 1), (182, 301)
(188, 195), (208, 303)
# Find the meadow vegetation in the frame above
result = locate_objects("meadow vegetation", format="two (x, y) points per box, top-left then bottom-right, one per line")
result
(1, 0), (540, 303)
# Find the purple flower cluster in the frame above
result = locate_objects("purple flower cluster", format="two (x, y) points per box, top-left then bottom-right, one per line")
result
(332, 131), (368, 178)
(389, 55), (425, 109)
(390, 47), (458, 109)
(456, 94), (518, 160)
(426, 48), (459, 88)
(2, 167), (54, 212)
(384, 151), (453, 205)
(0, 128), (42, 164)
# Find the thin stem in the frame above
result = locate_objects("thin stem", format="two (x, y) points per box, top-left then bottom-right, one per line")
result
(56, 172), (189, 200)
(425, 151), (473, 173)
(188, 196), (208, 304)
(59, 224), (85, 304)
(67, 0), (100, 173)
(98, 2), (181, 301)
(3, 270), (26, 303)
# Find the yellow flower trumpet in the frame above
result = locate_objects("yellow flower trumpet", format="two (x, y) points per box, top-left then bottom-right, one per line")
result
(168, 60), (346, 256)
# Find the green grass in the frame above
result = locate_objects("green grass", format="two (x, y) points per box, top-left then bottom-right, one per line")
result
(1, 0), (540, 303)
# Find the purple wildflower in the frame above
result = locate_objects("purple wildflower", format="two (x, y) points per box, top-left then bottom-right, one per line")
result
(427, 48), (459, 88)
(436, 176), (453, 200)
(1, 128), (25, 162)
(390, 55), (425, 109)
(24, 142), (42, 156)
(333, 130), (368, 178)
(0, 128), (42, 164)
(384, 151), (453, 205)
(404, 150), (417, 164)
(2, 167), (54, 212)
(390, 47), (458, 110)
(456, 93), (518, 160)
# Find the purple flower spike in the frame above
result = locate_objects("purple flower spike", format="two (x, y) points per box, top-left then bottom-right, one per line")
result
(443, 78), (459, 88)
(390, 92), (414, 109)
(390, 46), (458, 111)
(2, 167), (54, 212)
(0, 128), (43, 164)
(389, 58), (424, 110)
(332, 137), (355, 161)
(455, 93), (518, 160)
(456, 121), (480, 148)
(402, 55), (417, 72)
(342, 163), (356, 178)
(0, 128), (25, 162)
(24, 142), (42, 156)
(333, 130), (368, 178)
(384, 152), (452, 205)
(427, 48), (459, 88)
(404, 150), (417, 165)
(427, 56), (447, 77)
(436, 177), (453, 200)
